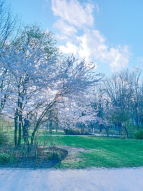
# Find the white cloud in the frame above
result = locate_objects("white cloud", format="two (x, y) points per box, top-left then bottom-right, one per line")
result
(95, 3), (99, 13)
(137, 57), (143, 62)
(53, 19), (77, 36)
(55, 33), (68, 41)
(58, 40), (98, 69)
(107, 45), (131, 73)
(76, 29), (107, 61)
(58, 42), (78, 55)
(49, 0), (131, 74)
(51, 0), (94, 28)
(57, 29), (131, 72)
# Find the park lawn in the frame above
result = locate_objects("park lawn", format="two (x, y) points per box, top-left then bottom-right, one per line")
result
(6, 135), (143, 169)
(30, 135), (143, 169)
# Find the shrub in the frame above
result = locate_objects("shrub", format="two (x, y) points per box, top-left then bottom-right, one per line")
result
(84, 131), (90, 135)
(0, 132), (9, 145)
(0, 153), (11, 164)
(47, 151), (62, 161)
(134, 129), (143, 139)
(64, 128), (80, 135)
(64, 128), (90, 135)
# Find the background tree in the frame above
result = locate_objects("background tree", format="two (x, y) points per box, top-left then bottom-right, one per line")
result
(0, 0), (17, 47)
(57, 89), (99, 133)
(96, 68), (143, 137)
(0, 0), (18, 117)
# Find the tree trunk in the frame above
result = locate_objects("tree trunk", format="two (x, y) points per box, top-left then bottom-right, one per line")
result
(135, 113), (139, 130)
(81, 123), (85, 134)
(31, 128), (37, 145)
(18, 112), (22, 145)
(18, 100), (22, 146)
(31, 99), (57, 144)
(56, 122), (58, 132)
(104, 125), (109, 137)
(14, 109), (18, 146)
(123, 125), (129, 138)
(118, 122), (122, 135)
(99, 124), (103, 133)
(31, 120), (41, 145)
(49, 121), (52, 134)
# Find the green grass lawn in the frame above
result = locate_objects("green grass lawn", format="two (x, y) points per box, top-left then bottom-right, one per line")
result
(48, 136), (143, 169)
(7, 134), (143, 169)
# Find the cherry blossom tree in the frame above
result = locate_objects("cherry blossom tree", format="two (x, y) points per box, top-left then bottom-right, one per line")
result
(0, 22), (72, 146)
(57, 92), (98, 132)
(30, 56), (104, 144)
(0, 37), (104, 146)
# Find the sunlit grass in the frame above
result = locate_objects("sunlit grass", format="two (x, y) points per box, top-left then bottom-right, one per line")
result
(28, 135), (143, 169)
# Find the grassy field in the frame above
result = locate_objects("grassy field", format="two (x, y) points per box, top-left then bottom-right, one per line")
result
(1, 121), (143, 169)
(6, 134), (143, 169)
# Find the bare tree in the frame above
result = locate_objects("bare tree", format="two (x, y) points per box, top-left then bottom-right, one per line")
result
(0, 0), (17, 47)
(0, 0), (18, 118)
(99, 68), (143, 137)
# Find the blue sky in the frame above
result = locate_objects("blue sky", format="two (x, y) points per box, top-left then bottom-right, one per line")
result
(6, 0), (143, 82)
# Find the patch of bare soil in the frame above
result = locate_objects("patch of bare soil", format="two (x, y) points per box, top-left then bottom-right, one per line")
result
(37, 145), (68, 161)
(38, 145), (102, 162)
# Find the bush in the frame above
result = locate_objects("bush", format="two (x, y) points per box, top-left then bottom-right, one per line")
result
(64, 128), (81, 135)
(64, 128), (90, 135)
(0, 153), (11, 164)
(84, 131), (90, 135)
(0, 132), (9, 145)
(47, 151), (62, 161)
(134, 129), (143, 139)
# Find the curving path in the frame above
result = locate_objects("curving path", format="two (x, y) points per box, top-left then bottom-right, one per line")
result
(0, 167), (143, 191)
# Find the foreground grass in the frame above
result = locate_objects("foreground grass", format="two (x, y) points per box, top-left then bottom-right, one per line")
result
(5, 134), (143, 169)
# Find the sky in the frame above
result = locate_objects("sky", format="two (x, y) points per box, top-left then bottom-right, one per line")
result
(6, 0), (143, 83)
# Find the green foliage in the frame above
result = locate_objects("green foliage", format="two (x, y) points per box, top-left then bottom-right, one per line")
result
(47, 151), (62, 161)
(104, 107), (130, 125)
(64, 128), (90, 135)
(134, 129), (143, 139)
(0, 132), (9, 145)
(123, 121), (136, 138)
(64, 128), (80, 135)
(12, 23), (65, 62)
(0, 153), (10, 164)
(0, 116), (13, 133)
